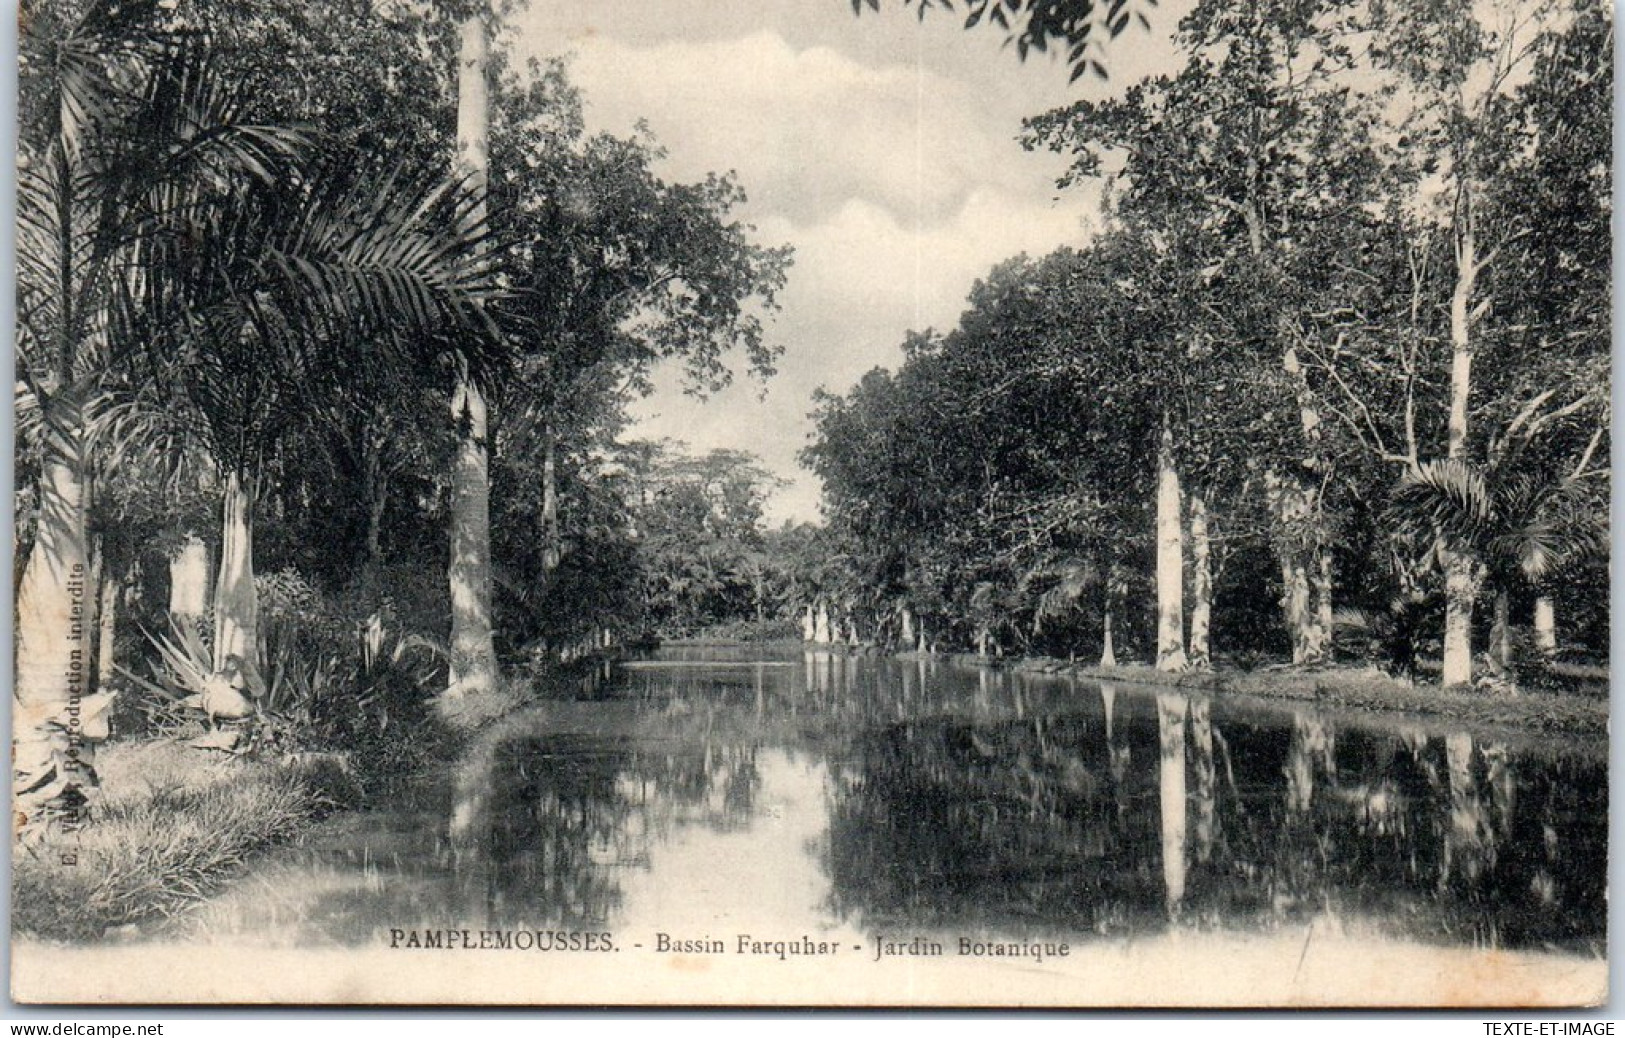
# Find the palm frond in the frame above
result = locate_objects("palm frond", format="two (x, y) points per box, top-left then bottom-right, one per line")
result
(1390, 459), (1491, 548)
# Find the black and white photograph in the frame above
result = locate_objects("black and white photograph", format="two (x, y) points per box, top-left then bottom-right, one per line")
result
(9, 0), (1612, 1008)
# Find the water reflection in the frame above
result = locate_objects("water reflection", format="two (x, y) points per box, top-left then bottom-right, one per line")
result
(186, 648), (1606, 956)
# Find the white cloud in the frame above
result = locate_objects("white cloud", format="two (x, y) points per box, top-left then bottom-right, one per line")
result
(630, 186), (1097, 525)
(554, 29), (1073, 229)
(502, 12), (1147, 523)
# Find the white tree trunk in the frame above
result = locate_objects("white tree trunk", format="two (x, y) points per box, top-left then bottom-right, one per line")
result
(96, 570), (117, 692)
(1187, 492), (1212, 670)
(213, 469), (258, 673)
(169, 533), (211, 620)
(801, 604), (815, 642)
(1155, 425), (1187, 672)
(446, 8), (498, 702)
(1100, 604), (1116, 668)
(900, 606), (915, 648)
(1441, 552), (1476, 687)
(1534, 596), (1557, 656)
(1313, 550), (1335, 662)
(1441, 208), (1479, 689)
(448, 378), (498, 699)
(814, 601), (831, 644)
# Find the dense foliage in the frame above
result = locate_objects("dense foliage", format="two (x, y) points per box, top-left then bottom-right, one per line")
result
(14, 0), (791, 821)
(806, 0), (1610, 679)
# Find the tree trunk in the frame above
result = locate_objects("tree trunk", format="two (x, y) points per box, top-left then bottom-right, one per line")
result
(362, 437), (389, 566)
(1314, 550), (1335, 662)
(1533, 596), (1557, 657)
(1187, 492), (1212, 670)
(1441, 552), (1476, 687)
(14, 415), (94, 824)
(814, 601), (830, 644)
(1489, 587), (1512, 674)
(1441, 203), (1479, 689)
(96, 564), (117, 694)
(448, 379), (498, 699)
(900, 606), (915, 648)
(213, 468), (259, 673)
(1100, 603), (1117, 668)
(445, 7), (498, 703)
(1155, 424), (1187, 672)
(1282, 553), (1312, 665)
(169, 533), (212, 621)
(1266, 471), (1327, 666)
(85, 535), (104, 697)
(541, 428), (561, 571)
(1280, 345), (1332, 664)
(801, 604), (815, 642)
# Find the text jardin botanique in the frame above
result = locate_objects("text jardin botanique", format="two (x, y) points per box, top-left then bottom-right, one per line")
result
(386, 930), (1071, 964)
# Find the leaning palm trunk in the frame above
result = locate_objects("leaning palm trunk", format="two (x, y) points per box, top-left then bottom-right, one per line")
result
(14, 399), (100, 828)
(444, 8), (499, 702)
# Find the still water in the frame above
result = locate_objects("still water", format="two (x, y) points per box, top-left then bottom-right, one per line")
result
(186, 645), (1607, 957)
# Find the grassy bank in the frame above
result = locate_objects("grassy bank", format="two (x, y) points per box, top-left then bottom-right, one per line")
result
(12, 740), (366, 941)
(979, 656), (1608, 737)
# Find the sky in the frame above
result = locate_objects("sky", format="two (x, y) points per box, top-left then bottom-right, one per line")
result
(504, 0), (1190, 524)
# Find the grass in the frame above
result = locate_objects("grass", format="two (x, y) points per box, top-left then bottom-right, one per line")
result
(1023, 658), (1610, 737)
(12, 740), (359, 942)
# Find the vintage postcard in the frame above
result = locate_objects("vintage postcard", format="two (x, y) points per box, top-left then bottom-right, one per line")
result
(11, 0), (1610, 1009)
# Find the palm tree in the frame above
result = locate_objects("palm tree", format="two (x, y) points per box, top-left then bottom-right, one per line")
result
(16, 0), (306, 824)
(16, 1), (502, 823)
(1392, 458), (1605, 681)
(113, 153), (500, 682)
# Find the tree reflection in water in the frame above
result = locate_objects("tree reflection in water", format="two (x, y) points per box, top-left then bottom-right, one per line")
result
(824, 676), (1605, 952)
(460, 731), (764, 931)
(442, 652), (1603, 954)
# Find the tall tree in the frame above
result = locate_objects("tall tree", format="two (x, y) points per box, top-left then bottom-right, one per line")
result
(1368, 0), (1569, 685)
(1027, 0), (1385, 666)
(444, 3), (499, 703)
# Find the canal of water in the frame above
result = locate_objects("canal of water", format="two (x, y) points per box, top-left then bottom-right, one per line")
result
(176, 644), (1607, 961)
